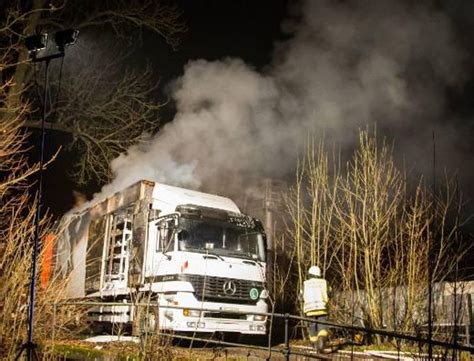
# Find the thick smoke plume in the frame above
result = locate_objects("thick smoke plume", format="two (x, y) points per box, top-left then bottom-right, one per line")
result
(99, 0), (467, 200)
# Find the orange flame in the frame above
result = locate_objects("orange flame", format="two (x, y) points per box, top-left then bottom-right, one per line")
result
(40, 233), (56, 289)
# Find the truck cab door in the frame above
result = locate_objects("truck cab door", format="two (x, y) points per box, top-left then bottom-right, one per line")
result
(144, 215), (177, 280)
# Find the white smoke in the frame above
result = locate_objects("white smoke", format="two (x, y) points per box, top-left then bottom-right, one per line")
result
(97, 0), (467, 200)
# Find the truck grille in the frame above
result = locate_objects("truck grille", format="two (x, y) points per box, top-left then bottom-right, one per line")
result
(182, 274), (263, 305)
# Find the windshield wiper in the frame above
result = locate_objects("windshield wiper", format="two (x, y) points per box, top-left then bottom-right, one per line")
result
(184, 248), (226, 261)
(227, 252), (265, 267)
(204, 251), (225, 261)
(226, 251), (258, 262)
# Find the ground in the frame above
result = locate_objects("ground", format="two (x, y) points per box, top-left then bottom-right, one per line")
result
(43, 338), (471, 360)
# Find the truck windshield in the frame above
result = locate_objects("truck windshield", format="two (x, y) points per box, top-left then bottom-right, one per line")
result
(177, 217), (266, 262)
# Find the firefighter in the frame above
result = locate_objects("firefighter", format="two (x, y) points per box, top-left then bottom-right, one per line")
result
(303, 265), (329, 348)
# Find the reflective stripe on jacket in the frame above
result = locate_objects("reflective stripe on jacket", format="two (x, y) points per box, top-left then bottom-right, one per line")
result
(303, 278), (328, 315)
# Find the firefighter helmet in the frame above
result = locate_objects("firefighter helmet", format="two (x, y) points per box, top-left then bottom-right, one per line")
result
(308, 265), (321, 277)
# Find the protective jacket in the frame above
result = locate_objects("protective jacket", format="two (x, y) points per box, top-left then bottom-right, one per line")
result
(303, 277), (328, 316)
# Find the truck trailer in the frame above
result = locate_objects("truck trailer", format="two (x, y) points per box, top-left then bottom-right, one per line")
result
(55, 180), (268, 335)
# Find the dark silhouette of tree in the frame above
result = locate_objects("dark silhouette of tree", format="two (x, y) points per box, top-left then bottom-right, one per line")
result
(1, 0), (186, 185)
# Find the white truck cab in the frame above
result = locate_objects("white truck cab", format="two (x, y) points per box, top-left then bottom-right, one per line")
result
(56, 181), (268, 335)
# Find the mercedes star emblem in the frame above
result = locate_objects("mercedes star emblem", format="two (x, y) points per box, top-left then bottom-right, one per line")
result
(223, 280), (237, 295)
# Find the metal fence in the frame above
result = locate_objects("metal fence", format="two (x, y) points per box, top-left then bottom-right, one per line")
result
(50, 301), (474, 360)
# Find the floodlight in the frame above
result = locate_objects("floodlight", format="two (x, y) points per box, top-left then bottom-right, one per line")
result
(54, 29), (79, 51)
(25, 33), (47, 53)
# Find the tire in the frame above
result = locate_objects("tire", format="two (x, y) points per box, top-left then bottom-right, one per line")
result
(132, 293), (159, 336)
(141, 306), (159, 335)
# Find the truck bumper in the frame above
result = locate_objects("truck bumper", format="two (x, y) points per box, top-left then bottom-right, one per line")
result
(159, 293), (268, 334)
(168, 318), (266, 334)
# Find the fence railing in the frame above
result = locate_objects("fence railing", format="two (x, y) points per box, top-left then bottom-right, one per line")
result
(50, 301), (474, 360)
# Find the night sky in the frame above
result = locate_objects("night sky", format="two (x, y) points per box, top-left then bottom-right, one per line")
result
(137, 0), (292, 127)
(39, 0), (474, 219)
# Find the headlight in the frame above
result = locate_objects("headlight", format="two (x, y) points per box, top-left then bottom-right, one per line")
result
(254, 314), (266, 321)
(183, 308), (201, 317)
(259, 289), (269, 299)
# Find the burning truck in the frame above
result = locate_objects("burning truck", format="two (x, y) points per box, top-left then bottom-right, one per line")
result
(54, 180), (268, 335)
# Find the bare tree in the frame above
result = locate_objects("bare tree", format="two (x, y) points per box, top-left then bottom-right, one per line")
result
(0, 79), (77, 357)
(285, 130), (469, 345)
(24, 41), (163, 184)
(1, 0), (186, 186)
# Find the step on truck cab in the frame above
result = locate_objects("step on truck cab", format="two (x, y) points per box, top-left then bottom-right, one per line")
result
(55, 180), (268, 335)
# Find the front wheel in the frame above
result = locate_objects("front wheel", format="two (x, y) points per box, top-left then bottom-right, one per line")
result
(132, 293), (159, 336)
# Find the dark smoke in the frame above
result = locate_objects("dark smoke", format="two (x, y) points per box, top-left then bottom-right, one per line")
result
(97, 0), (469, 201)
